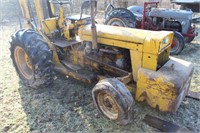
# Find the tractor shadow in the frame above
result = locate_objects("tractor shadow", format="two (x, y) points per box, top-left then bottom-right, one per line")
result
(18, 74), (101, 132)
(17, 74), (199, 132)
(17, 74), (153, 132)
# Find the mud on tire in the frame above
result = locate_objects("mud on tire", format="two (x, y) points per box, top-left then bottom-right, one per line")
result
(104, 8), (136, 28)
(10, 29), (54, 88)
(92, 78), (134, 125)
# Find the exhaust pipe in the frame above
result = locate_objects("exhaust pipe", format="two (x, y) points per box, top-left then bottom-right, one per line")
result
(90, 0), (98, 50)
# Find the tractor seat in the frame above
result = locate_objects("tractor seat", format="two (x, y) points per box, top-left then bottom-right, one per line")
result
(66, 15), (90, 21)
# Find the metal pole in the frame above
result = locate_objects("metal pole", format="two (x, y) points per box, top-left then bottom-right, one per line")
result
(90, 0), (98, 50)
(17, 0), (22, 29)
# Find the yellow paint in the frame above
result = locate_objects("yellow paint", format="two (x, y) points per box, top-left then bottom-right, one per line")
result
(79, 24), (173, 54)
(136, 68), (177, 112)
(36, 30), (61, 66)
(58, 7), (65, 29)
(130, 50), (142, 81)
(55, 6), (71, 40)
(34, 0), (44, 27)
(142, 53), (158, 71)
(143, 31), (174, 54)
(79, 24), (173, 72)
(19, 0), (31, 28)
(42, 18), (57, 36)
(79, 24), (147, 45)
(50, 2), (55, 16)
(80, 35), (143, 51)
(135, 55), (196, 113)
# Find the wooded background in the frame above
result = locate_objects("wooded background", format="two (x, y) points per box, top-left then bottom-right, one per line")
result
(72, 0), (176, 11)
(69, 0), (176, 13)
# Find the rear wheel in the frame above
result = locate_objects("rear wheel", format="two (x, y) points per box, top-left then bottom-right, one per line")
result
(92, 78), (134, 125)
(170, 32), (185, 55)
(10, 29), (54, 88)
(104, 8), (136, 28)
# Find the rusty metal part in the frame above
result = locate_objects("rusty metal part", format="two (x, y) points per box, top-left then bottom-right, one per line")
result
(96, 75), (107, 81)
(90, 0), (98, 50)
(85, 55), (129, 76)
(187, 91), (200, 101)
(14, 46), (33, 80)
(136, 57), (194, 112)
(97, 92), (119, 120)
(55, 65), (96, 83)
(143, 115), (193, 132)
(60, 60), (81, 71)
(53, 38), (82, 48)
(99, 48), (121, 54)
(117, 73), (133, 85)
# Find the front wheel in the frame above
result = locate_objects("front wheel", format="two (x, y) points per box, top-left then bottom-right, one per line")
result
(92, 78), (134, 125)
(170, 32), (185, 55)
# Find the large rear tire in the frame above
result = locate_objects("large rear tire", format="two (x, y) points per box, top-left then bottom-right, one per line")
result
(10, 29), (54, 88)
(170, 32), (185, 55)
(104, 8), (136, 28)
(92, 78), (134, 125)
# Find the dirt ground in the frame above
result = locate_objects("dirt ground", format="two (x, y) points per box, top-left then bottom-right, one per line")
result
(0, 1), (200, 133)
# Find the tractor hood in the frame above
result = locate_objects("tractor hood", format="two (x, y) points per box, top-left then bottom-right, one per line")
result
(79, 24), (174, 54)
(149, 8), (193, 20)
(79, 24), (146, 44)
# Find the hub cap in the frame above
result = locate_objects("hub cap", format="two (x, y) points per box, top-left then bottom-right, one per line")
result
(97, 92), (119, 120)
(14, 46), (33, 79)
(108, 18), (126, 27)
(171, 37), (179, 53)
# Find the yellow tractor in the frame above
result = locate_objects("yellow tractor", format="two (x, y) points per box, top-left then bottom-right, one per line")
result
(10, 0), (194, 125)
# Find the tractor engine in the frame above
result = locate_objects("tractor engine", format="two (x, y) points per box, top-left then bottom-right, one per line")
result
(85, 42), (131, 72)
(163, 21), (182, 32)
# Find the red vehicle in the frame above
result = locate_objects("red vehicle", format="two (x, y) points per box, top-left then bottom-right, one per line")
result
(104, 1), (198, 55)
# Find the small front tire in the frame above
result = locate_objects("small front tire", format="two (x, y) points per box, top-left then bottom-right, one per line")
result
(92, 78), (134, 125)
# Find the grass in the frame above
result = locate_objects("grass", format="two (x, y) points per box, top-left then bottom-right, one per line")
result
(0, 0), (200, 132)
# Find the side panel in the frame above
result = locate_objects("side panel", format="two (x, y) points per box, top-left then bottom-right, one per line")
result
(81, 35), (143, 51)
(142, 53), (158, 71)
(130, 50), (142, 81)
(42, 18), (57, 36)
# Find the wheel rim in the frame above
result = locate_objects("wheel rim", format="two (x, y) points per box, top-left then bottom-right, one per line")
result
(97, 92), (119, 120)
(107, 18), (126, 27)
(171, 37), (180, 53)
(14, 46), (33, 80)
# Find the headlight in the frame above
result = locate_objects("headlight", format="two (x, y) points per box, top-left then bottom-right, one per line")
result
(162, 37), (169, 45)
